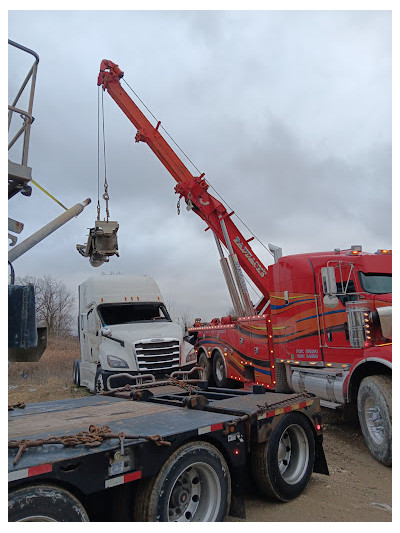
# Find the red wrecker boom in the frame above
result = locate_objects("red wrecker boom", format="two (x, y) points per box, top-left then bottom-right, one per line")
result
(98, 60), (269, 316)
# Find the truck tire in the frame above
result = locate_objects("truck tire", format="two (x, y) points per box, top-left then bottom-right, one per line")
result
(133, 441), (231, 521)
(250, 412), (315, 501)
(357, 375), (392, 466)
(73, 360), (81, 387)
(8, 484), (89, 521)
(95, 368), (108, 393)
(198, 352), (214, 385)
(212, 352), (228, 388)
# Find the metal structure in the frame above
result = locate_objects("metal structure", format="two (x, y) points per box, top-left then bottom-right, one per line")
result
(8, 40), (90, 361)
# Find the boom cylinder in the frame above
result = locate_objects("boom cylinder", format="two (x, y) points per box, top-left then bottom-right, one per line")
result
(220, 218), (254, 316)
(214, 234), (244, 317)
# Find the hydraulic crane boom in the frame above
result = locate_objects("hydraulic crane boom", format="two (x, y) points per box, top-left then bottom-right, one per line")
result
(98, 60), (271, 315)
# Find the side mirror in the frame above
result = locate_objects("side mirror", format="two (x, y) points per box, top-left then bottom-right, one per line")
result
(323, 294), (339, 309)
(321, 267), (336, 294)
(321, 266), (339, 308)
(101, 326), (112, 337)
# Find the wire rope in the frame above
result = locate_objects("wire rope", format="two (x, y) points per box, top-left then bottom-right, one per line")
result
(97, 87), (101, 220)
(97, 87), (111, 221)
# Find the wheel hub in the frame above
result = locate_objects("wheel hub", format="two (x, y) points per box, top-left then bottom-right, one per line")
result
(365, 397), (385, 444)
(167, 462), (221, 521)
(168, 467), (201, 521)
(277, 424), (309, 485)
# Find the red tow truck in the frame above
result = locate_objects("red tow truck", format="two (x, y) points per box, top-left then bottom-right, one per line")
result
(98, 60), (392, 466)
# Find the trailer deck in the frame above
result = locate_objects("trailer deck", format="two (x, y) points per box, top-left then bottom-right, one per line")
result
(9, 386), (315, 474)
(9, 383), (327, 523)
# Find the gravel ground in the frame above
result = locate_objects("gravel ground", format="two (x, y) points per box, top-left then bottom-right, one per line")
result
(228, 408), (392, 522)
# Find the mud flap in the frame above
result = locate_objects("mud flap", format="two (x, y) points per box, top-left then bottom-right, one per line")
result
(313, 435), (329, 475)
(229, 465), (246, 519)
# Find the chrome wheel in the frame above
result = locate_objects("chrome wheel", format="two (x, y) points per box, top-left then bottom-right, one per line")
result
(365, 396), (385, 444)
(277, 424), (309, 485)
(167, 462), (222, 521)
(212, 352), (227, 387)
(215, 359), (225, 382)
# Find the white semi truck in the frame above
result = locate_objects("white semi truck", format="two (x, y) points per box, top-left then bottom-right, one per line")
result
(75, 274), (196, 392)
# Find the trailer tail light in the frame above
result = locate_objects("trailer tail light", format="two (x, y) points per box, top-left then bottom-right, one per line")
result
(316, 424), (322, 431)
(233, 448), (240, 456)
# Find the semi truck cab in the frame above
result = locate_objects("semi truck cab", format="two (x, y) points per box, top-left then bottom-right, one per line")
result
(270, 246), (392, 464)
(76, 275), (195, 392)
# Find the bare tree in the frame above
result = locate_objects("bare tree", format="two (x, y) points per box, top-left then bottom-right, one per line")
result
(176, 308), (195, 332)
(163, 293), (194, 331)
(16, 275), (75, 337)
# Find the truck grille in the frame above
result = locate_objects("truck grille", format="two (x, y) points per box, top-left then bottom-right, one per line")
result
(134, 338), (180, 372)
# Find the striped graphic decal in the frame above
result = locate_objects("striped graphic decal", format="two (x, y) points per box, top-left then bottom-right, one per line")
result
(197, 338), (271, 368)
(270, 291), (349, 345)
(258, 400), (314, 420)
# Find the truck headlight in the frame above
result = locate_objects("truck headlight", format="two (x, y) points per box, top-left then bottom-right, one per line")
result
(107, 355), (129, 368)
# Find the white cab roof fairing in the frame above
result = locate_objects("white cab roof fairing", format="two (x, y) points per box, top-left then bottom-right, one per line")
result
(79, 274), (164, 312)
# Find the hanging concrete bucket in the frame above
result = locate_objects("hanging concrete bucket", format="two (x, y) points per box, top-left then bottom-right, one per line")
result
(77, 220), (119, 267)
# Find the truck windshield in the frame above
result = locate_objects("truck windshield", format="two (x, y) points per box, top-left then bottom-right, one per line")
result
(358, 273), (392, 294)
(98, 303), (171, 326)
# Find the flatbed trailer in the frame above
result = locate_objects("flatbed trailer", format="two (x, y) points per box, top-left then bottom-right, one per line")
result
(8, 382), (328, 521)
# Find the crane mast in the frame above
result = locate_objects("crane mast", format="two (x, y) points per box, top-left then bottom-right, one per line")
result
(98, 60), (271, 316)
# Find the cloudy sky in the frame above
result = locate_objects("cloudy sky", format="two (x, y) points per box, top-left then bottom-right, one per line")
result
(8, 8), (392, 323)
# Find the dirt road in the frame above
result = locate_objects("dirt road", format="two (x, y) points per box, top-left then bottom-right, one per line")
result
(228, 408), (392, 522)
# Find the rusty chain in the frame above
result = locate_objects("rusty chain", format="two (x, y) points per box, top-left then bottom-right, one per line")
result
(9, 424), (171, 465)
(8, 402), (26, 411)
(255, 391), (314, 413)
(166, 375), (201, 395)
(223, 392), (315, 431)
(104, 376), (201, 396)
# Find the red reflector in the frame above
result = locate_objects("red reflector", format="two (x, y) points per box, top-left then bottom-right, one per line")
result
(316, 424), (322, 431)
(234, 449), (240, 455)
(124, 470), (142, 483)
(28, 464), (52, 477)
